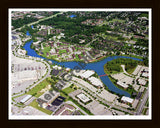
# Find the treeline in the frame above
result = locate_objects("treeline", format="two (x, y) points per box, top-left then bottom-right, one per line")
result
(105, 58), (144, 73)
(135, 38), (148, 47)
(12, 16), (38, 29)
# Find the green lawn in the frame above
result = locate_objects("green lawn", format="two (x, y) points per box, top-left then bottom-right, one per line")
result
(62, 87), (75, 94)
(59, 49), (66, 54)
(43, 46), (51, 53)
(109, 19), (125, 23)
(126, 65), (137, 74)
(29, 99), (53, 115)
(26, 79), (50, 98)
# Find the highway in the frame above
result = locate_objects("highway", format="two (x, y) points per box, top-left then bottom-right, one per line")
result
(135, 89), (149, 115)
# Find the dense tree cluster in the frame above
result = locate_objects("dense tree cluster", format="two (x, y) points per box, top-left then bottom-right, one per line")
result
(105, 58), (144, 73)
(12, 16), (38, 29)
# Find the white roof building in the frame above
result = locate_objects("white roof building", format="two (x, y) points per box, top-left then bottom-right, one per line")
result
(121, 96), (134, 104)
(138, 79), (147, 85)
(80, 70), (95, 79)
(58, 66), (62, 70)
(20, 95), (32, 103)
(50, 48), (56, 54)
(88, 77), (103, 87)
(33, 41), (41, 45)
(142, 72), (149, 78)
(77, 93), (90, 103)
(53, 65), (58, 69)
(66, 68), (70, 71)
(117, 81), (129, 89)
(52, 65), (62, 70)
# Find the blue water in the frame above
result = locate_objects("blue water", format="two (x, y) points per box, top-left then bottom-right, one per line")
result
(26, 31), (31, 36)
(70, 15), (76, 18)
(23, 40), (143, 97)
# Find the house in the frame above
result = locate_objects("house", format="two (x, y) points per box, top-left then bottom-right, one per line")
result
(78, 55), (82, 59)
(72, 54), (75, 58)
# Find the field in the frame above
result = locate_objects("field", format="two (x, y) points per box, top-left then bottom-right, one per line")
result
(26, 78), (50, 98)
(62, 87), (75, 94)
(29, 99), (53, 115)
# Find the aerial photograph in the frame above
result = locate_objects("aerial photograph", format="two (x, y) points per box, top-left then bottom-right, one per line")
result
(9, 9), (151, 119)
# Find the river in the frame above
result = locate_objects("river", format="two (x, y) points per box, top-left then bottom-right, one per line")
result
(23, 40), (143, 97)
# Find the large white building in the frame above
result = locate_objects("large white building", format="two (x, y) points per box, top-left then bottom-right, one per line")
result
(117, 81), (128, 89)
(121, 96), (134, 104)
(138, 79), (147, 85)
(88, 76), (103, 87)
(80, 70), (95, 79)
(142, 72), (149, 78)
(77, 93), (91, 103)
(20, 95), (32, 104)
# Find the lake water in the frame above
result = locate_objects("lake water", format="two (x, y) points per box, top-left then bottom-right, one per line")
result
(23, 40), (143, 97)
(70, 15), (76, 18)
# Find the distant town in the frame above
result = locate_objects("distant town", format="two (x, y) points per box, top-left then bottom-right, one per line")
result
(10, 9), (150, 119)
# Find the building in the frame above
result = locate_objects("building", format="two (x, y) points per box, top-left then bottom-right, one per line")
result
(142, 72), (149, 78)
(138, 79), (147, 86)
(88, 76), (103, 88)
(121, 96), (134, 104)
(38, 90), (60, 105)
(17, 49), (26, 56)
(117, 81), (129, 89)
(33, 41), (41, 46)
(80, 70), (95, 79)
(77, 93), (91, 103)
(54, 104), (75, 115)
(20, 95), (32, 104)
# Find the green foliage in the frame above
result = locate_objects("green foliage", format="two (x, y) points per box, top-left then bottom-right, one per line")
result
(12, 16), (38, 29)
(62, 86), (75, 94)
(104, 58), (144, 74)
(29, 100), (53, 115)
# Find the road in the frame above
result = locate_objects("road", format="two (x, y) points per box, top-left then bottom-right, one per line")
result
(136, 89), (149, 115)
(15, 12), (64, 31)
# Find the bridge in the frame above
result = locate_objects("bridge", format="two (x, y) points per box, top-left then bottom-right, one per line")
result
(99, 74), (108, 77)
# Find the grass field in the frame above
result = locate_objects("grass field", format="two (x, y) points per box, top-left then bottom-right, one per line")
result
(109, 19), (125, 23)
(127, 65), (137, 74)
(29, 99), (53, 115)
(43, 46), (51, 53)
(26, 79), (50, 98)
(59, 49), (67, 54)
(103, 63), (123, 75)
(62, 87), (75, 94)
